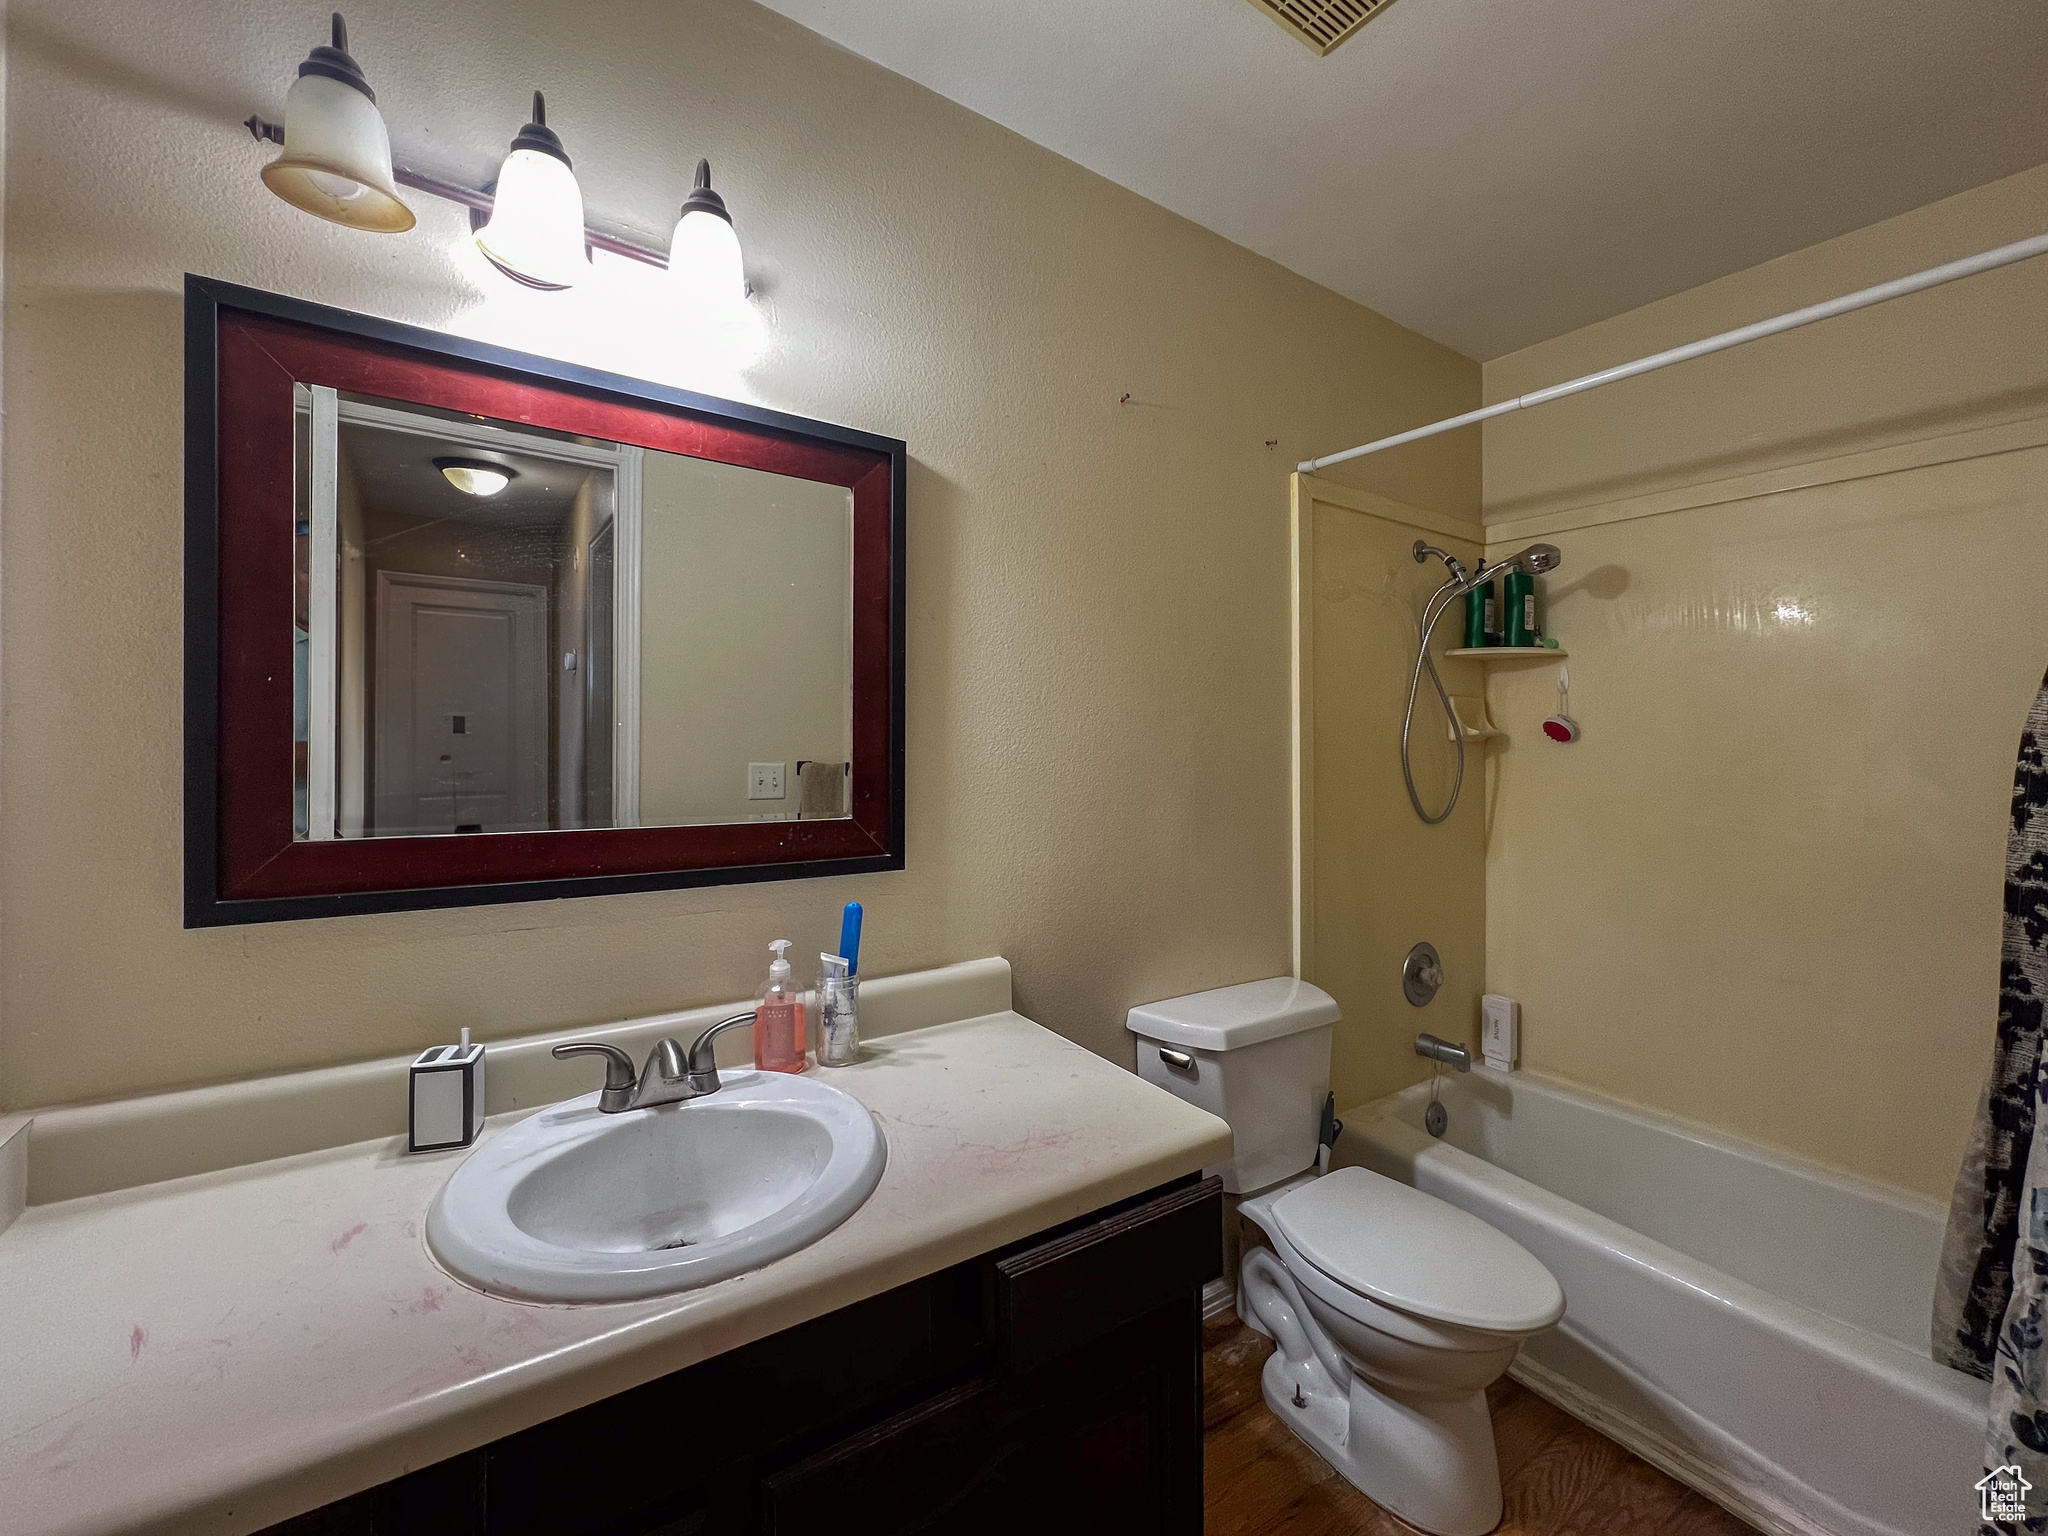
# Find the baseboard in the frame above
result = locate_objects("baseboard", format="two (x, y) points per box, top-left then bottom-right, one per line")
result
(1508, 1355), (1833, 1536)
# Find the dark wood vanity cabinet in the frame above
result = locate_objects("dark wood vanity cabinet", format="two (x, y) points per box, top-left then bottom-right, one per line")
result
(264, 1176), (1221, 1536)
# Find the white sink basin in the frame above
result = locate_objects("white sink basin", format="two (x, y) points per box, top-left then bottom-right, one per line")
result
(427, 1071), (887, 1302)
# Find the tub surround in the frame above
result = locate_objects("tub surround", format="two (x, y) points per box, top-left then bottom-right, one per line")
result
(1290, 477), (1488, 1114)
(1477, 162), (2048, 1201)
(0, 978), (1232, 1536)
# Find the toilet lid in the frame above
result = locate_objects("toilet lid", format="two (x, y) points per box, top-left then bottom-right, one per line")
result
(1270, 1168), (1564, 1334)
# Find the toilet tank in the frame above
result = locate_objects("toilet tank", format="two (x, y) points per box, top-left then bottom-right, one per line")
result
(1127, 977), (1340, 1194)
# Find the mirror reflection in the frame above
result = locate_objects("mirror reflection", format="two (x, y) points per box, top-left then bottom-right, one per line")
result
(291, 389), (854, 839)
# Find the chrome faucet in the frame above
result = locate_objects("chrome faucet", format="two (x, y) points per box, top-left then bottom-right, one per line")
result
(552, 1011), (758, 1113)
(1414, 1032), (1473, 1072)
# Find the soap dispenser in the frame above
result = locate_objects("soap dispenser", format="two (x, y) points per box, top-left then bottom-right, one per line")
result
(754, 939), (808, 1073)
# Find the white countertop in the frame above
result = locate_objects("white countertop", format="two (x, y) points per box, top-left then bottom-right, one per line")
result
(0, 1012), (1231, 1536)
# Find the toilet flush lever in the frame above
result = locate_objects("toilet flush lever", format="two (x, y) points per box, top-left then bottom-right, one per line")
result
(1158, 1047), (1195, 1072)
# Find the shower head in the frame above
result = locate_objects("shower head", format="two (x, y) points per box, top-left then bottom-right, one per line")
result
(1467, 542), (1562, 588)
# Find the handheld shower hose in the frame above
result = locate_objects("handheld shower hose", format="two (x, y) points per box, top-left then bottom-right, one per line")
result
(1401, 541), (1562, 824)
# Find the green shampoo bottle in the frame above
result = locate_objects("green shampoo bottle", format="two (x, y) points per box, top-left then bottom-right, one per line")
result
(1464, 578), (1497, 648)
(1504, 569), (1537, 646)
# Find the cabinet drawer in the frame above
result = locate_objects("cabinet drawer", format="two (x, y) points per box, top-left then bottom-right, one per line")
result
(991, 1174), (1221, 1375)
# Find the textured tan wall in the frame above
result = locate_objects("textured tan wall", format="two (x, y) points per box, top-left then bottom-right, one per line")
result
(0, 0), (1477, 1108)
(1479, 164), (2048, 1198)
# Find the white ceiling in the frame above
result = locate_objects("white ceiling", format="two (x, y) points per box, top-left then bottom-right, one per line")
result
(755, 0), (2048, 360)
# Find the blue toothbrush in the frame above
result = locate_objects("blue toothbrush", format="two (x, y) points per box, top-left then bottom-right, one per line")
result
(838, 902), (864, 977)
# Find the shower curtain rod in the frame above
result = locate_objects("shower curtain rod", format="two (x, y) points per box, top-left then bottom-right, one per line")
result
(1297, 230), (2048, 474)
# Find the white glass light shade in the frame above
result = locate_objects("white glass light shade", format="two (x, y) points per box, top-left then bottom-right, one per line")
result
(475, 148), (588, 290)
(260, 72), (415, 233)
(440, 464), (510, 496)
(668, 209), (745, 306)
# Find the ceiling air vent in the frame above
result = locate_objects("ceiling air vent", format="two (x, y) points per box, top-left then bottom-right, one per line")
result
(1241, 0), (1400, 56)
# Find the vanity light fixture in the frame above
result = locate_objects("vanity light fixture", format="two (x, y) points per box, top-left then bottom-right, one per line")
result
(245, 16), (756, 304)
(668, 161), (746, 306)
(434, 457), (518, 497)
(473, 93), (589, 291)
(256, 13), (415, 232)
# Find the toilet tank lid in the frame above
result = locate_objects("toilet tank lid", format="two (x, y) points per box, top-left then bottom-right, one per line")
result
(1126, 977), (1340, 1051)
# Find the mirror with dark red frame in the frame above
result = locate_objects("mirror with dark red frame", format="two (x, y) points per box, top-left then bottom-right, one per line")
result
(185, 276), (905, 926)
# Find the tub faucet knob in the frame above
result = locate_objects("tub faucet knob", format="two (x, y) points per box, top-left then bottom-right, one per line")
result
(1402, 941), (1445, 1006)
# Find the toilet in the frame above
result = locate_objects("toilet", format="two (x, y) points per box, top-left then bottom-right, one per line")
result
(1129, 978), (1565, 1536)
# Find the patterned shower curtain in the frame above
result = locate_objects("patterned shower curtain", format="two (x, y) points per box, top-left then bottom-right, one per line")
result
(1936, 669), (2048, 1532)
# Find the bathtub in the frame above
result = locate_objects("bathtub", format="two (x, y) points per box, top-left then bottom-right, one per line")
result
(1343, 1067), (1987, 1536)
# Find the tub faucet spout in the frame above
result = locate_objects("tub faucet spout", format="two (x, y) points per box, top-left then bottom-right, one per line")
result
(1415, 1033), (1472, 1072)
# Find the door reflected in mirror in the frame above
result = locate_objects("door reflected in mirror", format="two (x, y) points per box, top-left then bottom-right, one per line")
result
(291, 390), (854, 840)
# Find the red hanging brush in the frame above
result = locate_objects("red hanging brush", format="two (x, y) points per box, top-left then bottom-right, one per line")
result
(1543, 667), (1579, 743)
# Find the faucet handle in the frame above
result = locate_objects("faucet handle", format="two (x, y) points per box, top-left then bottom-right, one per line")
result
(686, 1011), (759, 1094)
(553, 1042), (638, 1112)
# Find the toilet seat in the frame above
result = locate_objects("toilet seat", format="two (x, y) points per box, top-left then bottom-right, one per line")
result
(1270, 1168), (1564, 1335)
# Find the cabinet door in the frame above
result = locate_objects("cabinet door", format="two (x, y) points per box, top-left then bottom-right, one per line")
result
(480, 1271), (977, 1536)
(762, 1296), (1200, 1536)
(764, 1177), (1220, 1536)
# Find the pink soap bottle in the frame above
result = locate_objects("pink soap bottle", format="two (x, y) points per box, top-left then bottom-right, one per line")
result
(754, 940), (808, 1073)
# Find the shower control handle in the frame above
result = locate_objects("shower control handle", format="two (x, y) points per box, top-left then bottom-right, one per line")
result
(1402, 941), (1445, 1006)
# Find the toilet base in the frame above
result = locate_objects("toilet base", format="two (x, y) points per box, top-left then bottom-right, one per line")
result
(1240, 1243), (1509, 1536)
(1258, 1348), (1503, 1536)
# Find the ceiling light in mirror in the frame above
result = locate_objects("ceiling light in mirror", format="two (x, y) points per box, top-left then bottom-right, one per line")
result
(434, 456), (517, 496)
(474, 93), (588, 290)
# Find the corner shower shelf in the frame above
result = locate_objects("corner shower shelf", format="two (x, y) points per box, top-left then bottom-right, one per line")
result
(1447, 697), (1503, 742)
(1447, 647), (1568, 660)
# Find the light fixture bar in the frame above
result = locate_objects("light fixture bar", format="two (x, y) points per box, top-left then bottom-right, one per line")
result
(245, 115), (669, 269)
